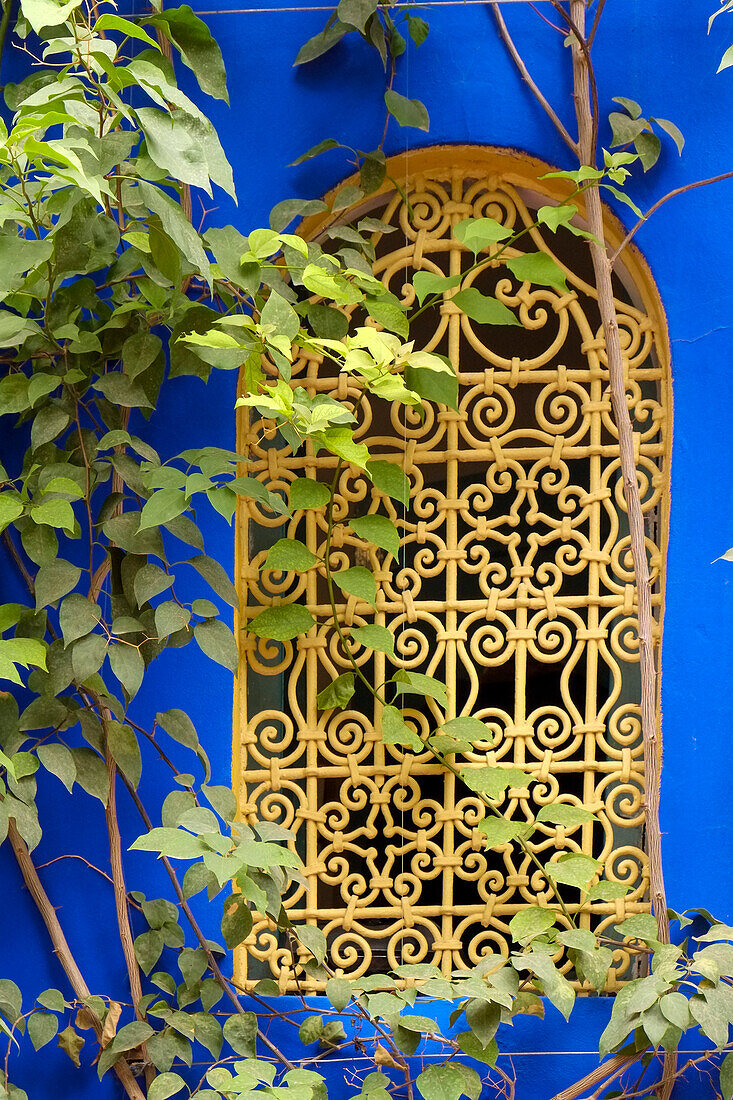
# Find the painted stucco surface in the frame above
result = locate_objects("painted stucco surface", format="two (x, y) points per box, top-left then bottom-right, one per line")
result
(1, 1), (733, 1095)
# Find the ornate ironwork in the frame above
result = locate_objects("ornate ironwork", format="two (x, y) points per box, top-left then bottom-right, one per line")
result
(234, 147), (671, 991)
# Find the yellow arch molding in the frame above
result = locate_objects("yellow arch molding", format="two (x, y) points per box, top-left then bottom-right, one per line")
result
(232, 145), (672, 992)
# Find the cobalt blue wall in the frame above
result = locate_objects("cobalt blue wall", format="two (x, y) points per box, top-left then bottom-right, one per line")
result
(2, 1), (733, 1096)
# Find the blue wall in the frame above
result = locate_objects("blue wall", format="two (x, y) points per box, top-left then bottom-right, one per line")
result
(2, 0), (733, 1096)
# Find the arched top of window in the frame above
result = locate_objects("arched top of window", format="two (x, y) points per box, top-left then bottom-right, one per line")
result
(234, 145), (671, 992)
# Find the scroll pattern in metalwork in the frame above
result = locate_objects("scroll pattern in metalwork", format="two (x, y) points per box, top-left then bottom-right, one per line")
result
(235, 157), (670, 991)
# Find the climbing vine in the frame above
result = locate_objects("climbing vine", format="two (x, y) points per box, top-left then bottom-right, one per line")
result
(1, 2), (733, 1100)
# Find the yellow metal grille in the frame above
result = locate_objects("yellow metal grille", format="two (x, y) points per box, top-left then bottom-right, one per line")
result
(234, 147), (671, 991)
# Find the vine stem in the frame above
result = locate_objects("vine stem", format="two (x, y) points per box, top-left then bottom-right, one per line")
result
(609, 170), (733, 263)
(490, 2), (578, 155)
(6, 822), (147, 1100)
(567, 3), (674, 1097)
(323, 461), (576, 928)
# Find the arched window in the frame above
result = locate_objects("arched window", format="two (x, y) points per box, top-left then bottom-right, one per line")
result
(234, 147), (671, 991)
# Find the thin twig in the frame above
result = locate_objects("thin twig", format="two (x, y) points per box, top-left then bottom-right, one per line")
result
(490, 2), (578, 154)
(586, 0), (606, 48)
(610, 170), (733, 263)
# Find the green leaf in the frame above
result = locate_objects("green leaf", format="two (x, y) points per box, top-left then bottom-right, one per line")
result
(134, 930), (164, 975)
(659, 992), (690, 1032)
(612, 95), (642, 119)
(453, 217), (512, 252)
(721, 1053), (733, 1100)
(261, 289), (300, 343)
(608, 111), (647, 146)
(512, 950), (575, 1021)
(72, 748), (109, 804)
(367, 460), (410, 505)
(464, 1003), (500, 1050)
(154, 602), (191, 638)
(452, 288), (521, 327)
(405, 358), (458, 410)
(223, 1013), (257, 1056)
(107, 722), (142, 788)
(247, 603), (315, 641)
(108, 644), (145, 699)
(111, 1021), (155, 1053)
(617, 913), (660, 942)
(307, 304), (349, 340)
(505, 252), (568, 291)
(37, 988), (66, 1013)
(139, 489), (188, 532)
(187, 554), (239, 609)
(193, 619), (239, 673)
(326, 977), (351, 1011)
(289, 138), (341, 167)
(509, 906), (557, 944)
(460, 765), (531, 799)
(138, 108), (234, 198)
(587, 880), (630, 902)
(536, 203), (578, 232)
(294, 21), (351, 65)
(156, 709), (200, 755)
(270, 198), (328, 231)
(390, 669), (446, 706)
(30, 498), (76, 533)
(148, 1072), (187, 1100)
(71, 633), (108, 681)
(536, 804), (597, 827)
(382, 705), (423, 751)
(634, 131), (661, 172)
(138, 181), (211, 283)
(19, 0), (82, 34)
(334, 566), (377, 608)
(28, 1011), (58, 1051)
(653, 117), (685, 155)
(545, 854), (601, 890)
(296, 923), (327, 963)
(221, 893), (253, 949)
(94, 12), (159, 45)
(337, 0), (376, 30)
(0, 495), (24, 531)
(411, 271), (461, 305)
(350, 624), (395, 656)
(0, 637), (47, 685)
(59, 594), (102, 646)
(690, 988), (730, 1048)
(439, 716), (490, 742)
(601, 184), (643, 218)
(384, 90), (429, 131)
(365, 295), (408, 338)
(417, 1064), (476, 1100)
(130, 827), (205, 859)
(318, 427), (371, 469)
(407, 14), (429, 45)
(0, 980), (21, 1024)
(456, 1032), (498, 1066)
(264, 538), (318, 572)
(317, 673), (355, 710)
(289, 479), (330, 511)
(478, 816), (530, 849)
(148, 5), (228, 101)
(37, 744), (76, 793)
(299, 1014), (324, 1045)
